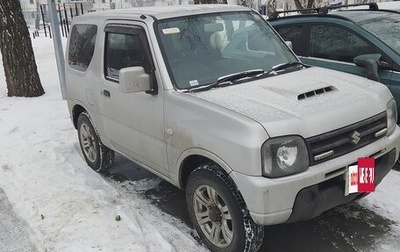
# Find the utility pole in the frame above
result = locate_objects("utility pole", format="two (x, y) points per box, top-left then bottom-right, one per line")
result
(47, 0), (66, 100)
(35, 0), (40, 29)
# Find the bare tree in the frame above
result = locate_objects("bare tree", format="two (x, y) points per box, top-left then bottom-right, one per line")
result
(267, 0), (276, 17)
(0, 0), (44, 97)
(294, 0), (315, 11)
(194, 0), (227, 4)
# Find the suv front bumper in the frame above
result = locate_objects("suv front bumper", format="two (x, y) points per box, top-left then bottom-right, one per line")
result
(230, 127), (400, 226)
(287, 148), (395, 223)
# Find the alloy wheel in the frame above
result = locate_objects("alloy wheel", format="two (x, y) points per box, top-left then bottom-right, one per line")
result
(193, 184), (233, 248)
(79, 123), (97, 163)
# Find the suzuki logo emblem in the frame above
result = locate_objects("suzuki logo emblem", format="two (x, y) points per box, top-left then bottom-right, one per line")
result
(351, 130), (361, 145)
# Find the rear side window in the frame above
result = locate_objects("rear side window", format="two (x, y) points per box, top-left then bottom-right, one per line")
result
(68, 24), (97, 71)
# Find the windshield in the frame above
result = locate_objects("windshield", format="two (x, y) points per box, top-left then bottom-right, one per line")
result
(155, 11), (298, 90)
(357, 13), (400, 54)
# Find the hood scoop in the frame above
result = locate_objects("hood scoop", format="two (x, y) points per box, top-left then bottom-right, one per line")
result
(297, 86), (335, 100)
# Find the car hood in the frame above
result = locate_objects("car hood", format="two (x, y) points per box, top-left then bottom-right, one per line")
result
(191, 67), (392, 138)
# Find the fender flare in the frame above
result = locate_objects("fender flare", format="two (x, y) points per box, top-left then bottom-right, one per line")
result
(175, 148), (233, 188)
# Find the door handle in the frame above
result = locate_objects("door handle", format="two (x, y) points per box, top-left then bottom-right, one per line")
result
(102, 89), (111, 98)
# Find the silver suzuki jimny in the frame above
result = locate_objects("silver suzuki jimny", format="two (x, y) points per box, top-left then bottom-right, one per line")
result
(65, 4), (400, 252)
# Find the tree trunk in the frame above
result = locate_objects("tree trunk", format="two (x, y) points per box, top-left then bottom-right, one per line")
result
(0, 0), (44, 97)
(194, 0), (227, 4)
(306, 0), (314, 9)
(293, 0), (315, 12)
(294, 0), (303, 10)
(267, 0), (276, 17)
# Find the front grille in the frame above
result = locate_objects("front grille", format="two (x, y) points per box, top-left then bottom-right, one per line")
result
(306, 112), (387, 165)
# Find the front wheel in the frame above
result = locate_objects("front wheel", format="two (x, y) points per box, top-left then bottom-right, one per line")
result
(394, 158), (400, 171)
(77, 112), (114, 172)
(186, 164), (264, 252)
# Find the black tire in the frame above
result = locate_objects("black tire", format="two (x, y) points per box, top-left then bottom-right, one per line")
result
(393, 158), (400, 171)
(186, 164), (264, 252)
(77, 112), (114, 173)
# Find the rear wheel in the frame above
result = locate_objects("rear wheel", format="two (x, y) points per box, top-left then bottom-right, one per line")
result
(186, 164), (264, 252)
(77, 112), (114, 172)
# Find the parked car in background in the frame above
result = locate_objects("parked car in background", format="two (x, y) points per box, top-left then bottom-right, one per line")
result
(269, 3), (400, 119)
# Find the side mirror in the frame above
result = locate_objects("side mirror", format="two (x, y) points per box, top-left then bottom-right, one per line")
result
(285, 41), (293, 50)
(119, 66), (150, 93)
(353, 54), (382, 82)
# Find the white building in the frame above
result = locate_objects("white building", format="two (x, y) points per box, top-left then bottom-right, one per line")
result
(20, 0), (39, 26)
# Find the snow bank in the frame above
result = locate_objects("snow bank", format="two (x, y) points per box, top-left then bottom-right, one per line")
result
(0, 34), (205, 252)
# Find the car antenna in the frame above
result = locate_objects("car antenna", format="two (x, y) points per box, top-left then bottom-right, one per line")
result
(132, 0), (146, 19)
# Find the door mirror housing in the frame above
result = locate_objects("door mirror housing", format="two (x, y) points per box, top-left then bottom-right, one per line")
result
(353, 53), (382, 68)
(353, 54), (382, 82)
(119, 66), (150, 93)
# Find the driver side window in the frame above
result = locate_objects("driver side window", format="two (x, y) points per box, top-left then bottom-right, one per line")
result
(104, 32), (145, 82)
(309, 24), (379, 62)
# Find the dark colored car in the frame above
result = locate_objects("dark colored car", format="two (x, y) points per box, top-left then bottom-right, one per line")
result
(269, 4), (400, 117)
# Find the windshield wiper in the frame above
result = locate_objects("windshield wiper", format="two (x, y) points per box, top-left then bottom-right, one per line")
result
(188, 63), (304, 93)
(216, 69), (265, 83)
(274, 61), (304, 71)
(253, 61), (304, 80)
(189, 69), (265, 92)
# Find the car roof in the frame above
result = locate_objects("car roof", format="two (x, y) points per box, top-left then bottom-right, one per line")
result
(74, 4), (249, 21)
(350, 1), (400, 12)
(267, 3), (400, 24)
(268, 9), (400, 27)
(331, 10), (400, 24)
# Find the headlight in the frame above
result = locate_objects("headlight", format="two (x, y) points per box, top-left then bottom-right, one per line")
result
(387, 99), (398, 136)
(261, 136), (309, 178)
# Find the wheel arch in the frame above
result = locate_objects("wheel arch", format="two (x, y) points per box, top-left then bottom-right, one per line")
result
(184, 159), (265, 251)
(72, 104), (87, 129)
(178, 148), (233, 190)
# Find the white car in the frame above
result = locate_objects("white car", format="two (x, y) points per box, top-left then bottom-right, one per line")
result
(65, 5), (400, 252)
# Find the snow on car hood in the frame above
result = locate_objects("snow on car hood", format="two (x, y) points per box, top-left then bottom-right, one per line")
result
(191, 67), (392, 138)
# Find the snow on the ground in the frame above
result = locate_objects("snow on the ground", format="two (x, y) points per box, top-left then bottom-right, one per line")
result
(0, 34), (206, 252)
(358, 170), (400, 251)
(1, 29), (400, 252)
